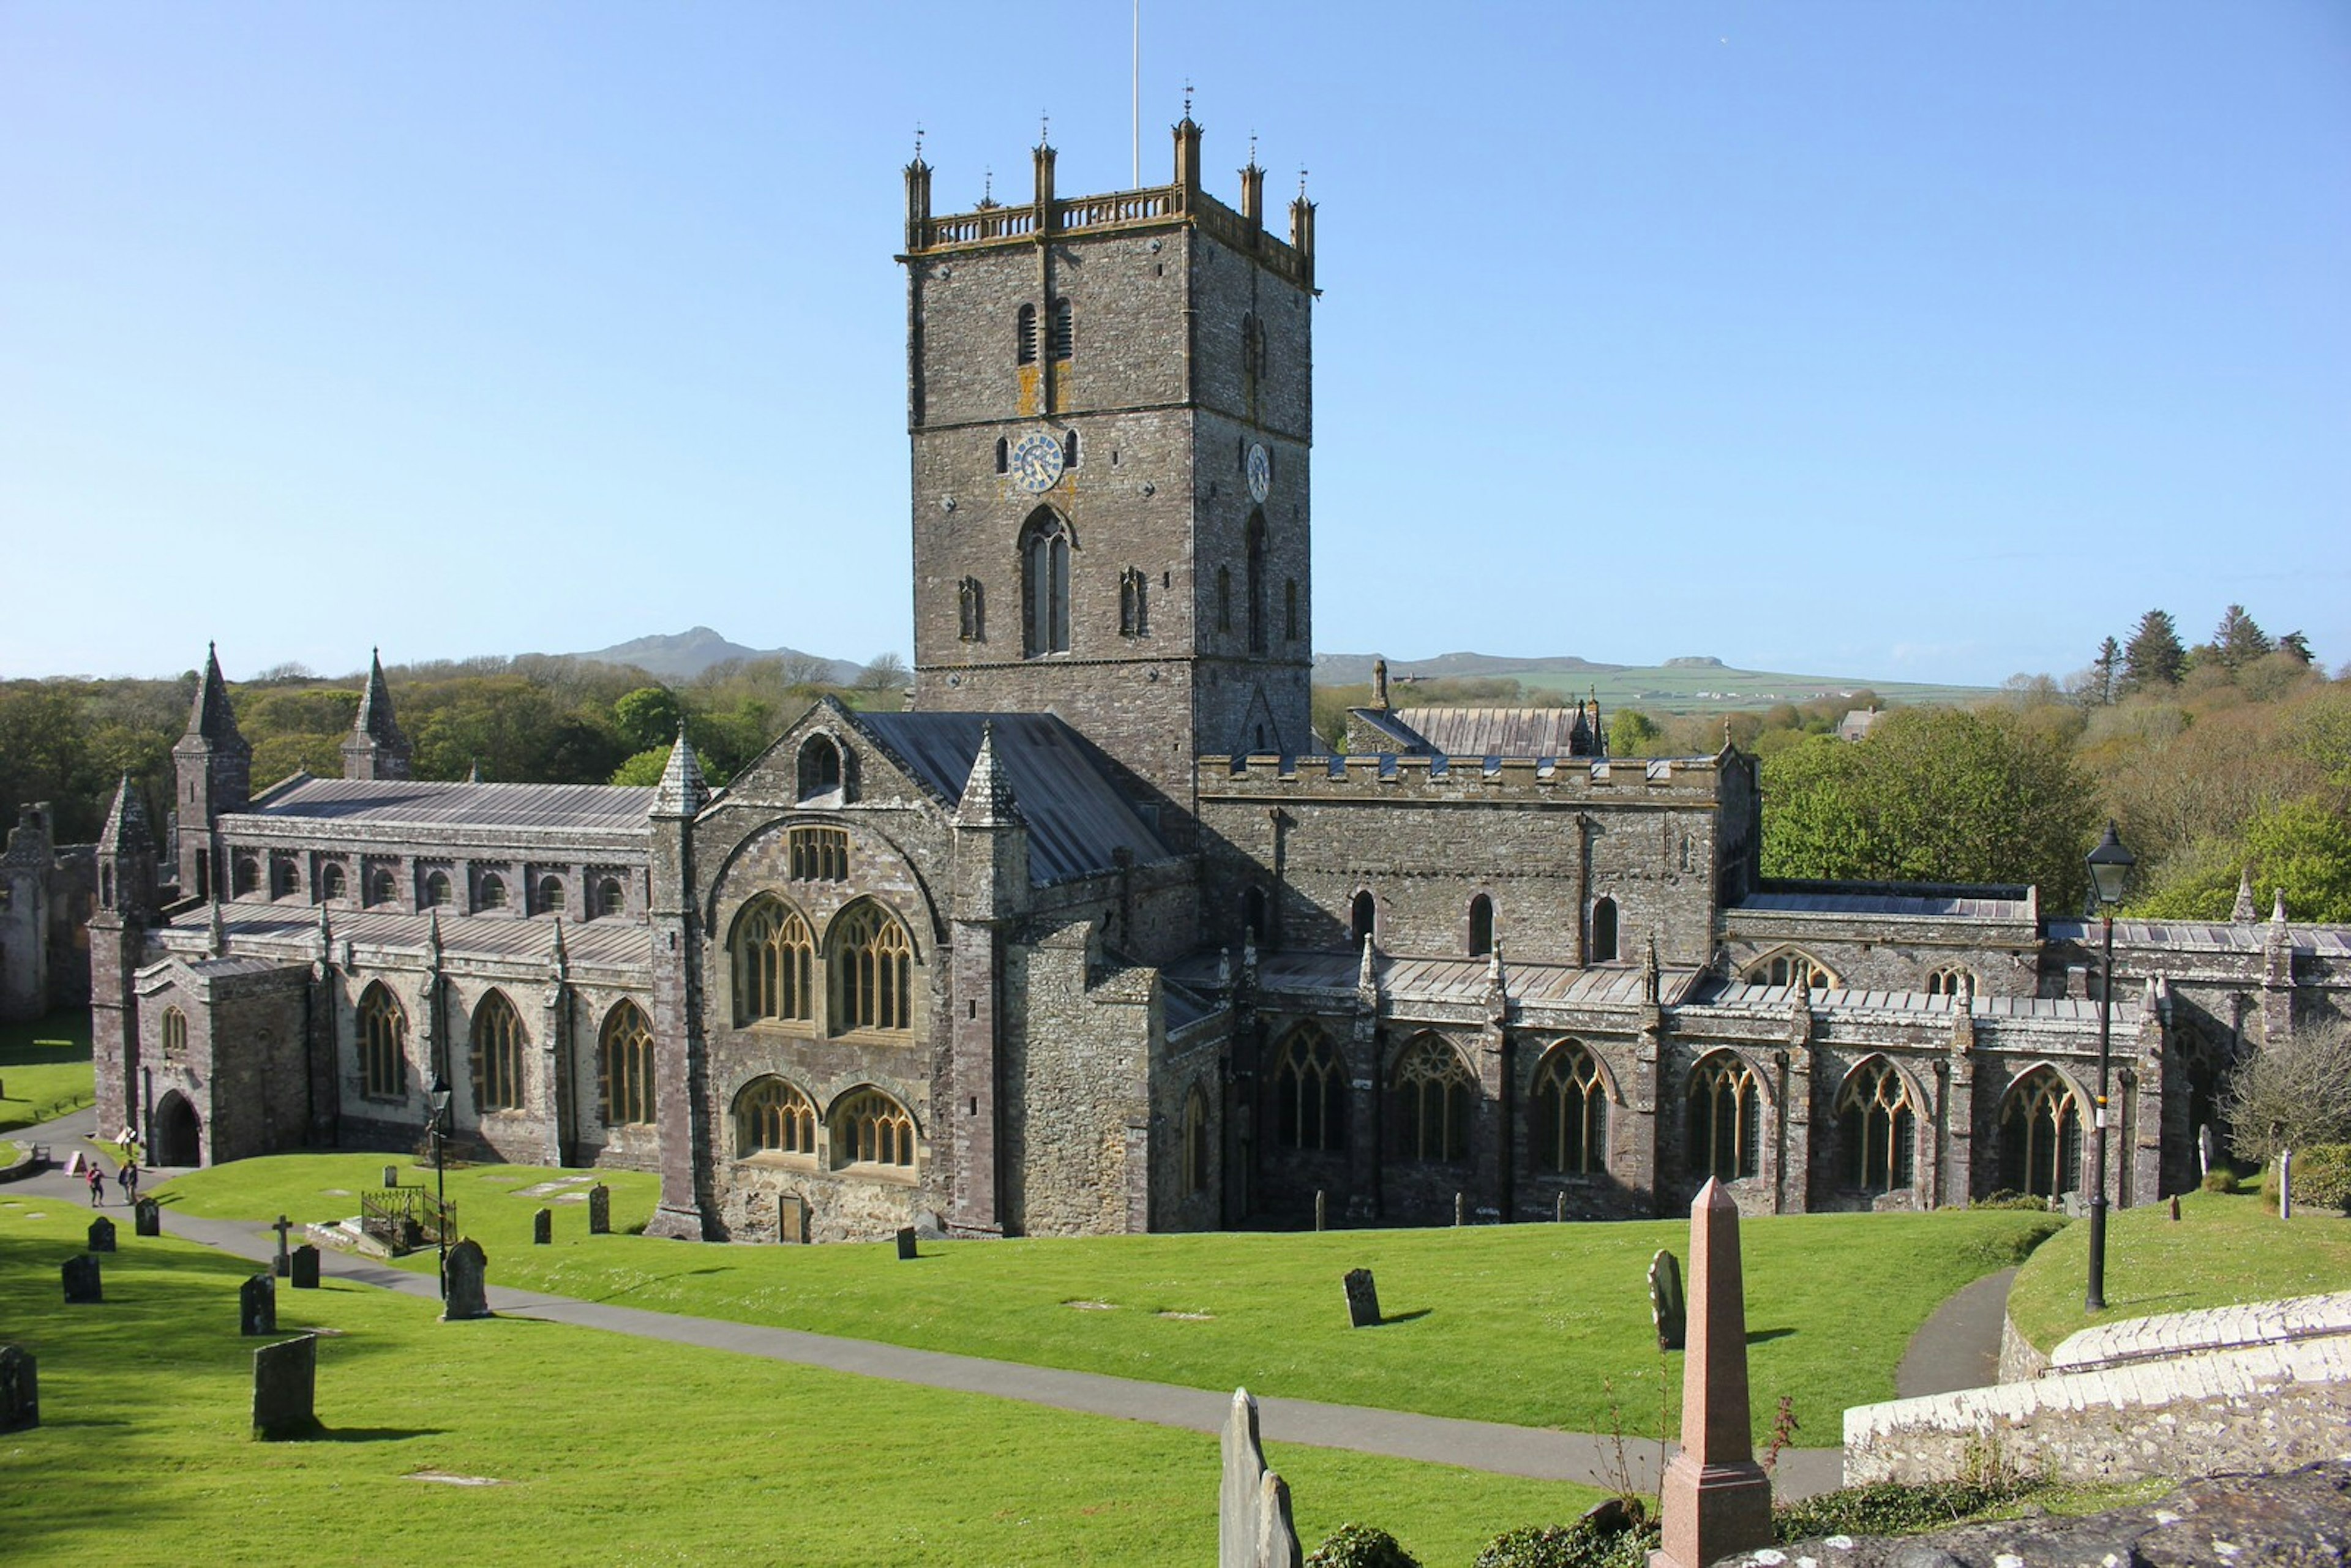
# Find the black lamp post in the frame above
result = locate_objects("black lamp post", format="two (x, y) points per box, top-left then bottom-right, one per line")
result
(428, 1073), (452, 1300)
(2084, 821), (2135, 1313)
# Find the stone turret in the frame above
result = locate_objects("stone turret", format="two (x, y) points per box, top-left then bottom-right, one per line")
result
(88, 777), (157, 1139)
(172, 643), (250, 899)
(340, 650), (411, 781)
(645, 722), (710, 1240)
(947, 722), (1032, 1237)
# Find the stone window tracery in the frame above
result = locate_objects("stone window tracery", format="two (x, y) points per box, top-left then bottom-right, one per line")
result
(789, 827), (849, 882)
(1744, 948), (1837, 991)
(1999, 1066), (2082, 1199)
(359, 983), (408, 1101)
(1835, 1057), (1916, 1192)
(1926, 966), (1975, 1002)
(162, 1007), (188, 1063)
(736, 1076), (817, 1158)
(831, 1087), (916, 1169)
(1270, 1027), (1346, 1153)
(733, 898), (815, 1026)
(1686, 1051), (1761, 1180)
(1184, 1084), (1210, 1196)
(1391, 1035), (1474, 1164)
(831, 902), (913, 1033)
(599, 1000), (656, 1127)
(320, 863), (347, 902)
(1021, 511), (1071, 656)
(1532, 1040), (1608, 1176)
(470, 989), (525, 1113)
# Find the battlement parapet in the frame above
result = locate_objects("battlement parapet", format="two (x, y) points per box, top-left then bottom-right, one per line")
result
(1196, 752), (1728, 805)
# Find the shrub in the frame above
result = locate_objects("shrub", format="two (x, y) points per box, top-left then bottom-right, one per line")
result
(2261, 1142), (2351, 1215)
(2200, 1167), (2239, 1194)
(1306, 1523), (1420, 1568)
(1474, 1520), (1657, 1568)
(1969, 1190), (2055, 1212)
(1773, 1477), (2034, 1542)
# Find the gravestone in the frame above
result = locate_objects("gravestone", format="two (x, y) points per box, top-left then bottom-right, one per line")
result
(778, 1193), (808, 1244)
(86, 1216), (116, 1253)
(2280, 1150), (2294, 1220)
(1219, 1388), (1301, 1568)
(1341, 1267), (1381, 1329)
(1654, 1180), (1773, 1568)
(0, 1343), (36, 1433)
(2197, 1123), (2218, 1177)
(1313, 1190), (1326, 1232)
(252, 1332), (320, 1441)
(290, 1244), (321, 1289)
(61, 1255), (101, 1304)
(1557, 1191), (1569, 1223)
(272, 1214), (295, 1278)
(240, 1272), (277, 1335)
(441, 1238), (491, 1321)
(2170, 1195), (2182, 1223)
(894, 1226), (918, 1261)
(533, 1208), (552, 1245)
(587, 1184), (611, 1236)
(133, 1196), (161, 1237)
(1454, 1191), (1466, 1227)
(382, 1165), (399, 1188)
(1649, 1248), (1687, 1351)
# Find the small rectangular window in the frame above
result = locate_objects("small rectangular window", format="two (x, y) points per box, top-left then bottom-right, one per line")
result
(789, 827), (850, 882)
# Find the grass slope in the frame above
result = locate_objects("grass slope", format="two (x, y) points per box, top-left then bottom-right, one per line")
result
(157, 1155), (2060, 1444)
(2006, 1188), (2351, 1354)
(0, 1197), (1597, 1566)
(0, 1009), (94, 1136)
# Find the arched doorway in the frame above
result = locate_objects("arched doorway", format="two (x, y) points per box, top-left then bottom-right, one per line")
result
(152, 1091), (201, 1168)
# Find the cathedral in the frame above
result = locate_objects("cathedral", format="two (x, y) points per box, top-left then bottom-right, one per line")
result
(85, 120), (2350, 1242)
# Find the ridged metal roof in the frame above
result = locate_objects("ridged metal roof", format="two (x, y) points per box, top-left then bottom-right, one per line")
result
(1697, 979), (2103, 1021)
(243, 777), (656, 832)
(855, 711), (1173, 884)
(1384, 706), (1599, 760)
(165, 900), (651, 970)
(1168, 949), (1698, 1008)
(1739, 889), (2031, 920)
(2046, 918), (2351, 956)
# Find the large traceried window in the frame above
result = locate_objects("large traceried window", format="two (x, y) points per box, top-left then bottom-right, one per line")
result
(1390, 1034), (1474, 1164)
(735, 1076), (817, 1158)
(470, 989), (526, 1113)
(1532, 1040), (1608, 1176)
(359, 983), (408, 1101)
(1998, 1066), (2082, 1199)
(600, 1000), (656, 1127)
(161, 1007), (189, 1063)
(1835, 1057), (1917, 1192)
(1021, 511), (1071, 656)
(831, 902), (913, 1033)
(733, 898), (815, 1026)
(1745, 948), (1837, 991)
(1687, 1051), (1761, 1180)
(1271, 1027), (1346, 1153)
(831, 1088), (917, 1169)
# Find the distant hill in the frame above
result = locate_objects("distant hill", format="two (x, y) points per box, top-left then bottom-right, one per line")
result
(1317, 651), (1996, 713)
(1313, 651), (1624, 684)
(558, 628), (865, 685)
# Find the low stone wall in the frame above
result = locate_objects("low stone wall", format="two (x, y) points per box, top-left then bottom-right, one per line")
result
(1844, 1334), (2351, 1487)
(1995, 1313), (2049, 1384)
(2050, 1289), (2351, 1373)
(0, 1143), (42, 1184)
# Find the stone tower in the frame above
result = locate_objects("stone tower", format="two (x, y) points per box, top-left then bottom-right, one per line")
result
(340, 648), (411, 781)
(172, 644), (250, 900)
(900, 116), (1318, 842)
(89, 776), (157, 1142)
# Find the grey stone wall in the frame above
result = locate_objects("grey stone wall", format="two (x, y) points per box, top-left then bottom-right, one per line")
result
(1002, 919), (1158, 1236)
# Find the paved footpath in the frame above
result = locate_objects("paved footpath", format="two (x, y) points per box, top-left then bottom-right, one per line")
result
(10, 1109), (1902, 1500)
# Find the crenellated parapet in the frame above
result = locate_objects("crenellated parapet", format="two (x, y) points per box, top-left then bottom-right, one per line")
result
(1198, 751), (1736, 807)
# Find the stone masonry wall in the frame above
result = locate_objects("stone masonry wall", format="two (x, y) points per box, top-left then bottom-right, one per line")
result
(1002, 920), (1157, 1236)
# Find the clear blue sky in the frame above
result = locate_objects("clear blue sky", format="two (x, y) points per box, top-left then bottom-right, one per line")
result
(5, 2), (2346, 688)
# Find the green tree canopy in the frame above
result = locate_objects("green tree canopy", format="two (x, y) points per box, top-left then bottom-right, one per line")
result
(2132, 798), (2351, 924)
(612, 686), (685, 752)
(2121, 609), (2186, 692)
(1607, 707), (1661, 756)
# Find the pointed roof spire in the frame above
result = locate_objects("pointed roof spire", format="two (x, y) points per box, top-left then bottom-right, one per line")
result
(425, 905), (444, 964)
(353, 649), (403, 742)
(466, 759), (482, 784)
(2272, 887), (2289, 925)
(2232, 869), (2257, 923)
(186, 642), (243, 742)
(98, 774), (151, 851)
(653, 721), (707, 816)
(548, 914), (570, 980)
(207, 897), (227, 956)
(956, 721), (1019, 825)
(1357, 932), (1378, 997)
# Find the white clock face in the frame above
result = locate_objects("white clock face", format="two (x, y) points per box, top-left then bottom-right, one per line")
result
(1010, 432), (1066, 494)
(1246, 441), (1270, 504)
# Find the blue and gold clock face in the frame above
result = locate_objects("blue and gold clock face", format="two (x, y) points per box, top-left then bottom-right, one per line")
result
(1246, 441), (1270, 504)
(1010, 432), (1066, 494)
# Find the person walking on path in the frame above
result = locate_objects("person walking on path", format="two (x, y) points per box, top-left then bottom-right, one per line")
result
(118, 1159), (140, 1203)
(85, 1161), (106, 1207)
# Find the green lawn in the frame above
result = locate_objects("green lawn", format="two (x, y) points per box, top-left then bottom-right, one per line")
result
(157, 1153), (2060, 1444)
(2006, 1188), (2351, 1355)
(0, 1196), (1595, 1565)
(0, 1008), (94, 1135)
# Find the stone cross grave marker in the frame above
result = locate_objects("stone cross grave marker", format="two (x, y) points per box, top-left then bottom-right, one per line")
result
(0, 1343), (37, 1433)
(240, 1272), (277, 1335)
(587, 1183), (610, 1235)
(61, 1255), (101, 1304)
(1649, 1248), (1686, 1351)
(1654, 1179), (1773, 1568)
(533, 1207), (552, 1245)
(87, 1216), (116, 1253)
(252, 1332), (320, 1441)
(1342, 1267), (1381, 1328)
(1219, 1387), (1302, 1568)
(272, 1214), (294, 1277)
(894, 1226), (919, 1261)
(133, 1196), (161, 1237)
(441, 1238), (492, 1321)
(778, 1192), (808, 1244)
(290, 1244), (321, 1289)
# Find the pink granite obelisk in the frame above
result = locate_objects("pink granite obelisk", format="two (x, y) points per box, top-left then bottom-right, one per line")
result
(1651, 1179), (1773, 1568)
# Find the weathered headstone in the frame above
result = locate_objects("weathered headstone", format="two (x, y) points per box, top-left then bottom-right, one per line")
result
(272, 1214), (294, 1278)
(2281, 1150), (2295, 1220)
(533, 1207), (552, 1245)
(1654, 1180), (1773, 1568)
(240, 1272), (277, 1335)
(290, 1244), (321, 1289)
(2170, 1195), (2182, 1223)
(778, 1192), (808, 1244)
(441, 1238), (491, 1321)
(587, 1183), (611, 1235)
(1649, 1248), (1687, 1351)
(0, 1344), (37, 1433)
(1557, 1191), (1569, 1223)
(1313, 1190), (1326, 1232)
(133, 1196), (161, 1237)
(2197, 1123), (2218, 1177)
(1219, 1387), (1302, 1568)
(894, 1226), (918, 1261)
(1454, 1191), (1466, 1227)
(252, 1332), (319, 1440)
(382, 1165), (399, 1188)
(61, 1255), (101, 1304)
(87, 1216), (116, 1253)
(1342, 1267), (1381, 1329)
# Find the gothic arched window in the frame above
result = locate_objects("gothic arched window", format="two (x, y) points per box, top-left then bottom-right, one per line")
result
(831, 1087), (917, 1169)
(959, 576), (985, 642)
(1532, 1041), (1608, 1176)
(1835, 1058), (1917, 1193)
(1927, 966), (1975, 1002)
(320, 862), (347, 902)
(470, 989), (525, 1113)
(161, 1007), (188, 1063)
(1745, 948), (1837, 991)
(797, 735), (844, 802)
(1999, 1066), (2082, 1199)
(1016, 304), (1038, 365)
(735, 1076), (817, 1158)
(1245, 511), (1268, 654)
(600, 1000), (656, 1126)
(1350, 891), (1376, 944)
(1048, 297), (1073, 360)
(1687, 1051), (1762, 1180)
(358, 983), (408, 1101)
(1390, 1034), (1474, 1164)
(733, 897), (815, 1026)
(1271, 1027), (1346, 1153)
(1591, 897), (1619, 963)
(1021, 511), (1071, 656)
(831, 902), (913, 1033)
(1183, 1085), (1210, 1196)
(1468, 895), (1494, 958)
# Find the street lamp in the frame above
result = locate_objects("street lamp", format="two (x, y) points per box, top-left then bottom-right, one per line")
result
(2084, 822), (2135, 1313)
(428, 1072), (452, 1300)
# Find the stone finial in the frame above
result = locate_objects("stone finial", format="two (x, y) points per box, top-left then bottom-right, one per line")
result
(1655, 1179), (1773, 1568)
(186, 642), (244, 742)
(97, 775), (151, 852)
(1643, 932), (1662, 1005)
(1241, 929), (1258, 982)
(342, 648), (412, 780)
(2232, 869), (2257, 923)
(1371, 658), (1390, 710)
(314, 901), (333, 960)
(1487, 940), (1505, 989)
(956, 721), (1019, 825)
(652, 722), (707, 817)
(547, 915), (569, 980)
(1355, 934), (1378, 999)
(465, 759), (482, 783)
(424, 906), (443, 965)
(206, 898), (227, 957)
(1217, 947), (1232, 992)
(2272, 887), (2289, 925)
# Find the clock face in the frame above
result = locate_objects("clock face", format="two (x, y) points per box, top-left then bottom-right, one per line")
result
(1246, 442), (1271, 504)
(1010, 432), (1066, 494)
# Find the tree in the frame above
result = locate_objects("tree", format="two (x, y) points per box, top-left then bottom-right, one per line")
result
(610, 742), (719, 788)
(2222, 1019), (2351, 1166)
(2090, 637), (2120, 705)
(2212, 604), (2273, 670)
(2121, 610), (2186, 692)
(2133, 798), (2351, 924)
(2279, 631), (2315, 667)
(856, 652), (910, 692)
(1607, 707), (1660, 756)
(612, 686), (684, 752)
